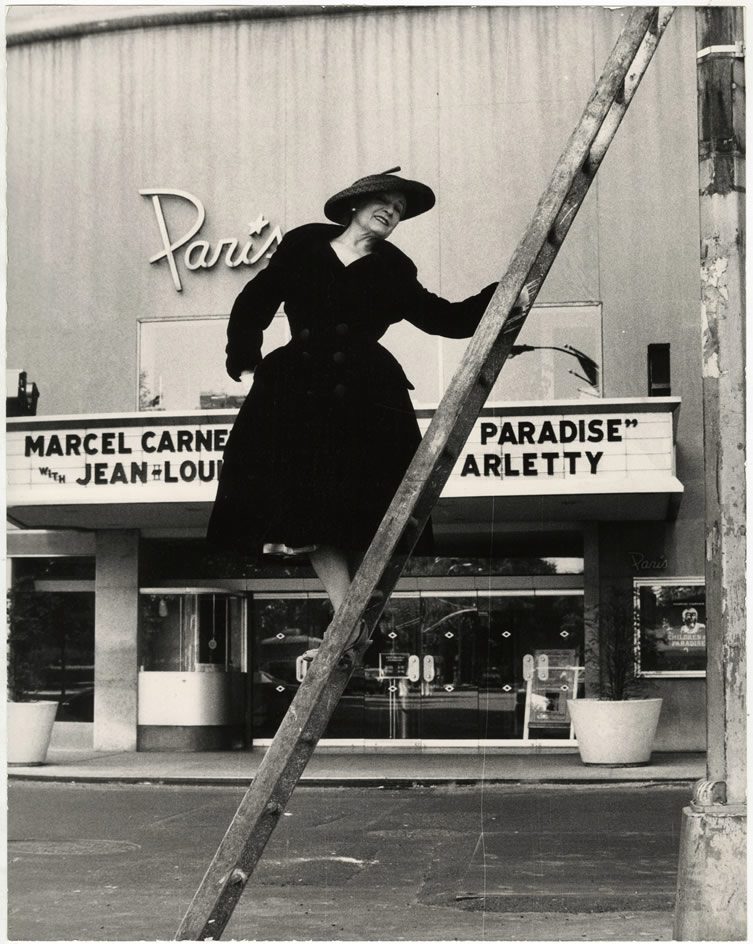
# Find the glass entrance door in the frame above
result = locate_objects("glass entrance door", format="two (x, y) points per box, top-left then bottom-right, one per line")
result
(419, 592), (485, 740)
(361, 589), (584, 742)
(251, 592), (366, 739)
(250, 589), (584, 745)
(363, 593), (422, 741)
(478, 590), (584, 741)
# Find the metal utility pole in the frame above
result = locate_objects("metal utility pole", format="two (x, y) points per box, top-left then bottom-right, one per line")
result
(674, 7), (746, 940)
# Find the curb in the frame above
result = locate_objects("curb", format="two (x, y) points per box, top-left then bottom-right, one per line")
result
(7, 773), (699, 787)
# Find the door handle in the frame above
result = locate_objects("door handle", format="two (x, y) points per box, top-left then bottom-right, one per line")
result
(423, 654), (435, 682)
(523, 653), (534, 681)
(408, 654), (420, 682)
(537, 653), (549, 681)
(296, 654), (308, 683)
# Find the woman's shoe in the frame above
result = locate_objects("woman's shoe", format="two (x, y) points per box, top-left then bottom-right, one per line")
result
(263, 542), (319, 558)
(299, 622), (371, 678)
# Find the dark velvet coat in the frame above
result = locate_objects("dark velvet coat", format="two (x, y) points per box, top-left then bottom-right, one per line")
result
(207, 223), (497, 557)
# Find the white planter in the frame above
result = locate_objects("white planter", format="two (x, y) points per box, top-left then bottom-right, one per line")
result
(567, 698), (663, 766)
(7, 701), (59, 765)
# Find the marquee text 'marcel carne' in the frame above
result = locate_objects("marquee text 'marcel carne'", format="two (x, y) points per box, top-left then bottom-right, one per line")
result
(24, 428), (229, 488)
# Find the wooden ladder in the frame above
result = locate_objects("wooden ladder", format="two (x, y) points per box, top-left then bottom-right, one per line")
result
(176, 7), (674, 938)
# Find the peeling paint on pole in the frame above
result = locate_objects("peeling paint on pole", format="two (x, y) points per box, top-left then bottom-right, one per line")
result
(700, 229), (738, 379)
(694, 7), (746, 808)
(674, 802), (747, 941)
(673, 7), (746, 940)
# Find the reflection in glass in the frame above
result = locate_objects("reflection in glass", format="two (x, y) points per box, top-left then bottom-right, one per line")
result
(363, 596), (422, 740)
(483, 594), (584, 739)
(442, 304), (602, 403)
(8, 581), (94, 721)
(249, 591), (584, 743)
(420, 596), (483, 740)
(402, 557), (584, 577)
(251, 595), (367, 738)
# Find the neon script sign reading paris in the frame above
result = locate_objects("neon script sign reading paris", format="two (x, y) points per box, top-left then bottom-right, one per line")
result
(140, 188), (283, 292)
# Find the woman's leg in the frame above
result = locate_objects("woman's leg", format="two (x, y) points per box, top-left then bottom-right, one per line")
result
(309, 545), (366, 651)
(309, 545), (352, 610)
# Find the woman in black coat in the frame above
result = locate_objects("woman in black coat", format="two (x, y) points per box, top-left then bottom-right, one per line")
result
(208, 168), (497, 647)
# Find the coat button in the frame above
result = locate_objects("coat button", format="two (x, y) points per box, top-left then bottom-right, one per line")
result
(333, 351), (346, 365)
(301, 351), (311, 362)
(333, 383), (347, 399)
(335, 323), (349, 337)
(299, 328), (311, 343)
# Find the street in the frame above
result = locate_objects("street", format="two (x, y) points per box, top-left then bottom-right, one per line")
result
(7, 780), (688, 941)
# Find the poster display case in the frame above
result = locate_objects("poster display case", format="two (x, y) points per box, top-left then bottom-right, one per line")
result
(634, 578), (706, 677)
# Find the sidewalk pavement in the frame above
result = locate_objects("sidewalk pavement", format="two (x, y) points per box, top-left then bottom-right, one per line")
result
(8, 747), (705, 785)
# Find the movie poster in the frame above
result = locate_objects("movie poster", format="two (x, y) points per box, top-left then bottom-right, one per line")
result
(635, 580), (707, 675)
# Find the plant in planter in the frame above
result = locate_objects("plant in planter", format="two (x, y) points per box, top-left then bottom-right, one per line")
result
(568, 588), (662, 766)
(7, 578), (60, 765)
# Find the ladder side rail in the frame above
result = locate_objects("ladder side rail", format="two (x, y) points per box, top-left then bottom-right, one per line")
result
(176, 8), (670, 939)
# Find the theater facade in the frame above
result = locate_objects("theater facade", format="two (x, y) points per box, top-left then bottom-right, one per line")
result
(6, 5), (706, 753)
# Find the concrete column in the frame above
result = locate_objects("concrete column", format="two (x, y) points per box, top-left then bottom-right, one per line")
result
(674, 8), (746, 940)
(93, 530), (139, 751)
(582, 523), (600, 697)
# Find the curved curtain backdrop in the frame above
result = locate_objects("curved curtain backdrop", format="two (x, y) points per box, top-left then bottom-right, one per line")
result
(7, 7), (698, 413)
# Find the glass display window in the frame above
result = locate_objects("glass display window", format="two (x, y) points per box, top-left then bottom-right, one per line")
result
(9, 561), (95, 722)
(138, 313), (289, 412)
(634, 578), (706, 677)
(8, 581), (94, 721)
(440, 303), (602, 405)
(139, 590), (247, 672)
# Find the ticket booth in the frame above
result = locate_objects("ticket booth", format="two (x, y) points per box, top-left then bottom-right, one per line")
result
(137, 589), (248, 750)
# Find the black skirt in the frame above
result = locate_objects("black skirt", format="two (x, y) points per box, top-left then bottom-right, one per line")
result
(207, 340), (433, 558)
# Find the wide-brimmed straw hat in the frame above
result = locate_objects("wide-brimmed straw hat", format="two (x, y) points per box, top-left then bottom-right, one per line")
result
(324, 166), (436, 224)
